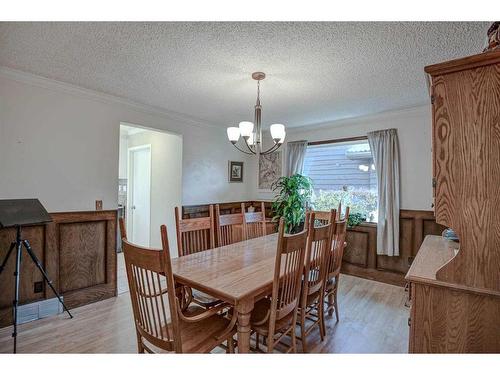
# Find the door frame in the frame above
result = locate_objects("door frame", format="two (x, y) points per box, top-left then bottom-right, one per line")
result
(127, 144), (152, 246)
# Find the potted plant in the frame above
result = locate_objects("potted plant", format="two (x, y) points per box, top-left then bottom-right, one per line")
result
(271, 174), (313, 233)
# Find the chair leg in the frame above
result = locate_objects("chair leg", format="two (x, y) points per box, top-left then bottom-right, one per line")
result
(256, 332), (260, 351)
(291, 315), (298, 354)
(334, 276), (340, 322)
(227, 336), (234, 353)
(327, 291), (334, 317)
(136, 333), (145, 353)
(300, 309), (308, 353)
(318, 298), (326, 341)
(267, 335), (274, 354)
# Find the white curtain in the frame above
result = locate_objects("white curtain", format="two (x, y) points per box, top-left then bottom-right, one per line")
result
(368, 129), (400, 256)
(285, 140), (308, 176)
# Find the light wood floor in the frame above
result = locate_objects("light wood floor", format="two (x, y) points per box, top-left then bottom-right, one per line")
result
(0, 274), (409, 353)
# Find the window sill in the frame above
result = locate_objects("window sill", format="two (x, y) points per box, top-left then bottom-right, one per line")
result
(357, 221), (377, 228)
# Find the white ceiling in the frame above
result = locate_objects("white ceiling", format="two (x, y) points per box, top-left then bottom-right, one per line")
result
(0, 22), (490, 128)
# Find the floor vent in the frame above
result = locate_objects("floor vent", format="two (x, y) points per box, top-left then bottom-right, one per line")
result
(17, 298), (64, 325)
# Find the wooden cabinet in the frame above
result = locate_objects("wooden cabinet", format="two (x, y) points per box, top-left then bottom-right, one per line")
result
(406, 50), (500, 353)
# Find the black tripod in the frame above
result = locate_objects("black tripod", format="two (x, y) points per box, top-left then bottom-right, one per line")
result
(0, 225), (73, 353)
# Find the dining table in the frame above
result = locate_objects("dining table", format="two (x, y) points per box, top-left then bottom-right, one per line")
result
(170, 233), (280, 353)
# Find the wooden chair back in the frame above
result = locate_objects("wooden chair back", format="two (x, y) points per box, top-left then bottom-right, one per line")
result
(327, 206), (350, 278)
(303, 211), (335, 298)
(215, 204), (247, 247)
(269, 218), (308, 325)
(119, 217), (127, 240)
(306, 202), (343, 226)
(175, 206), (215, 257)
(122, 225), (181, 353)
(243, 202), (267, 239)
(306, 209), (333, 227)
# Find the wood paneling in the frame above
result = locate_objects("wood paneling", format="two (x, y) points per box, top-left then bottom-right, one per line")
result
(377, 210), (446, 275)
(343, 229), (370, 267)
(342, 210), (445, 286)
(0, 210), (117, 328)
(59, 221), (107, 292)
(184, 201), (273, 219)
(183, 202), (444, 287)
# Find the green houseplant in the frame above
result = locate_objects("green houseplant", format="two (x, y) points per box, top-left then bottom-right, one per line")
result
(271, 174), (313, 233)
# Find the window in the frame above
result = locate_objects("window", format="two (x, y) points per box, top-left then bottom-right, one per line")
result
(303, 138), (378, 222)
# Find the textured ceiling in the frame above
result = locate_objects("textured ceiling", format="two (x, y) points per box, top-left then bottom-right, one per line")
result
(0, 22), (490, 128)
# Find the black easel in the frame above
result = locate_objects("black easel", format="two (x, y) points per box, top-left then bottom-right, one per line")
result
(0, 199), (73, 353)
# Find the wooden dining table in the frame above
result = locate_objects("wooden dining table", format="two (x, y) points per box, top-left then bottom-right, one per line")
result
(170, 233), (280, 353)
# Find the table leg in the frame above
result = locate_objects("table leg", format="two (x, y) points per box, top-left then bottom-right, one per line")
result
(235, 299), (254, 353)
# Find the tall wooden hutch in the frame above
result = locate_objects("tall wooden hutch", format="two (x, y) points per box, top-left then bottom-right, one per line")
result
(406, 50), (500, 352)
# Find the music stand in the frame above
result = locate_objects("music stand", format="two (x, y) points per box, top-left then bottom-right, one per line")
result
(0, 199), (73, 353)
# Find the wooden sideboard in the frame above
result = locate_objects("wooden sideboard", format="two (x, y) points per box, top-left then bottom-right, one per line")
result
(0, 210), (117, 328)
(406, 50), (500, 353)
(407, 236), (500, 352)
(183, 201), (445, 286)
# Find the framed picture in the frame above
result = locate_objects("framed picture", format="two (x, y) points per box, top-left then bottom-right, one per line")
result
(258, 151), (282, 190)
(228, 161), (244, 183)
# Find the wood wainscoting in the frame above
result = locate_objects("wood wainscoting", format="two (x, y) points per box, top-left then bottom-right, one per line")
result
(183, 201), (277, 235)
(183, 203), (445, 286)
(0, 210), (117, 328)
(342, 210), (446, 286)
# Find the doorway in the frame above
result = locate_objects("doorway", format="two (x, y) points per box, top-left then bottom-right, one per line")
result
(128, 145), (151, 247)
(117, 123), (183, 294)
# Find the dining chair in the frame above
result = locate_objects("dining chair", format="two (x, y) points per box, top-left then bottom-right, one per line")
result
(175, 206), (215, 257)
(174, 206), (221, 309)
(306, 202), (342, 226)
(250, 217), (308, 353)
(215, 203), (247, 247)
(122, 225), (236, 353)
(297, 210), (335, 352)
(324, 206), (350, 322)
(243, 202), (267, 239)
(119, 216), (127, 240)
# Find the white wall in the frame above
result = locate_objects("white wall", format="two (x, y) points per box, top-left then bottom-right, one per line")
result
(0, 69), (253, 218)
(0, 68), (432, 226)
(126, 129), (182, 254)
(251, 105), (433, 211)
(118, 132), (129, 179)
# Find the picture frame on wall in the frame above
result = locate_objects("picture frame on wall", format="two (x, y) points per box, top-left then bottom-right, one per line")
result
(258, 151), (282, 190)
(228, 161), (244, 183)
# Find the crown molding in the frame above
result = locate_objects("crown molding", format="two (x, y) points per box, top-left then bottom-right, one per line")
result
(288, 104), (430, 133)
(0, 66), (221, 130)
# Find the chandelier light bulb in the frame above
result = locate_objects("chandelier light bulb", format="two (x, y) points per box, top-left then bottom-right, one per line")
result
(247, 132), (255, 146)
(239, 121), (254, 138)
(270, 123), (285, 142)
(278, 131), (286, 144)
(226, 127), (241, 143)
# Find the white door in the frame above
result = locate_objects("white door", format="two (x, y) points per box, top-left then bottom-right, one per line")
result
(127, 145), (151, 246)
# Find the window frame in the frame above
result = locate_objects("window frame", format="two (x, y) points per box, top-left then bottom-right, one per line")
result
(306, 135), (378, 226)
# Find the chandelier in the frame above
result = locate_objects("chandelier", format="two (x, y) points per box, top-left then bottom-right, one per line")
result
(226, 72), (286, 155)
